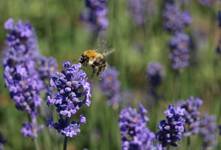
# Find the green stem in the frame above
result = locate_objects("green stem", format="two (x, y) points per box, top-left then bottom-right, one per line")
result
(34, 137), (40, 150)
(187, 136), (191, 150)
(63, 136), (68, 150)
(29, 116), (40, 150)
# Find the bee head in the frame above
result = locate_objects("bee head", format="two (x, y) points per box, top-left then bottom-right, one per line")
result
(79, 54), (89, 65)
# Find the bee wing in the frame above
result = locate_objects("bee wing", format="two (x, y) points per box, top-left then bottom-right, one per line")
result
(103, 49), (115, 56)
(97, 38), (107, 52)
(96, 38), (116, 57)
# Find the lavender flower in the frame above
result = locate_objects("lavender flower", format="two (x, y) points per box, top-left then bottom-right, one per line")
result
(0, 133), (6, 150)
(99, 67), (121, 106)
(177, 97), (203, 136)
(163, 3), (191, 33)
(169, 32), (190, 70)
(47, 61), (91, 137)
(156, 105), (185, 147)
(218, 11), (221, 27)
(4, 62), (42, 115)
(216, 11), (221, 54)
(121, 90), (135, 106)
(147, 62), (164, 88)
(198, 115), (217, 149)
(154, 144), (163, 150)
(219, 125), (221, 135)
(198, 0), (215, 6)
(216, 42), (221, 55)
(127, 0), (155, 26)
(81, 0), (108, 31)
(3, 18), (40, 62)
(3, 18), (43, 138)
(36, 56), (58, 87)
(119, 104), (155, 150)
(21, 120), (43, 138)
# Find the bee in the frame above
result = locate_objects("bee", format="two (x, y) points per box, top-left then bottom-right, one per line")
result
(79, 49), (114, 76)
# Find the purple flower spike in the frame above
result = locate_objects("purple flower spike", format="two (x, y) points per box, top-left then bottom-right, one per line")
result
(177, 97), (203, 136)
(0, 133), (6, 150)
(169, 32), (190, 70)
(80, 115), (86, 124)
(199, 114), (217, 149)
(36, 56), (58, 88)
(128, 0), (155, 26)
(47, 61), (91, 137)
(219, 125), (221, 135)
(4, 63), (42, 115)
(147, 62), (164, 88)
(157, 105), (185, 147)
(3, 18), (43, 138)
(99, 67), (121, 106)
(218, 11), (221, 28)
(198, 0), (215, 6)
(4, 18), (14, 30)
(216, 11), (221, 55)
(60, 123), (80, 138)
(182, 11), (192, 26)
(119, 104), (155, 150)
(81, 0), (108, 31)
(163, 3), (191, 33)
(21, 120), (43, 138)
(21, 122), (35, 138)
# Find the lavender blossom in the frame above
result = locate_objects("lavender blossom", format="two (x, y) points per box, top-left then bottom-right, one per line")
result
(198, 115), (217, 149)
(177, 97), (203, 136)
(216, 11), (221, 54)
(4, 61), (42, 115)
(198, 0), (215, 6)
(47, 61), (91, 137)
(0, 133), (6, 150)
(3, 18), (43, 138)
(21, 120), (43, 138)
(219, 125), (221, 135)
(81, 0), (108, 31)
(127, 0), (155, 26)
(119, 104), (155, 150)
(163, 3), (191, 33)
(147, 62), (164, 88)
(216, 42), (221, 55)
(218, 11), (221, 27)
(169, 32), (190, 70)
(36, 56), (58, 87)
(146, 62), (164, 101)
(156, 105), (185, 147)
(3, 18), (40, 62)
(99, 67), (121, 106)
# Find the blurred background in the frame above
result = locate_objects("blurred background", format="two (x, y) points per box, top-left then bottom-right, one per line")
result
(0, 0), (221, 149)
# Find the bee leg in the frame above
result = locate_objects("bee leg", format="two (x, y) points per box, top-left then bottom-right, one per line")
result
(95, 67), (100, 76)
(92, 65), (97, 76)
(97, 67), (102, 76)
(89, 68), (95, 78)
(97, 64), (106, 76)
(97, 69), (101, 76)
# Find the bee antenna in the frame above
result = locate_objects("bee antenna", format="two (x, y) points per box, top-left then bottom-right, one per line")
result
(103, 49), (115, 56)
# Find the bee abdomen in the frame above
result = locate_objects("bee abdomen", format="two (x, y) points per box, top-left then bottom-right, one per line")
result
(93, 58), (107, 75)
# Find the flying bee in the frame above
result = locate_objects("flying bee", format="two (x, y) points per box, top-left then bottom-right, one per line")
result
(79, 49), (114, 76)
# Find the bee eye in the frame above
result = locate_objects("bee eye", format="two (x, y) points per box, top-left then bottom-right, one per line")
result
(79, 55), (89, 65)
(79, 57), (83, 63)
